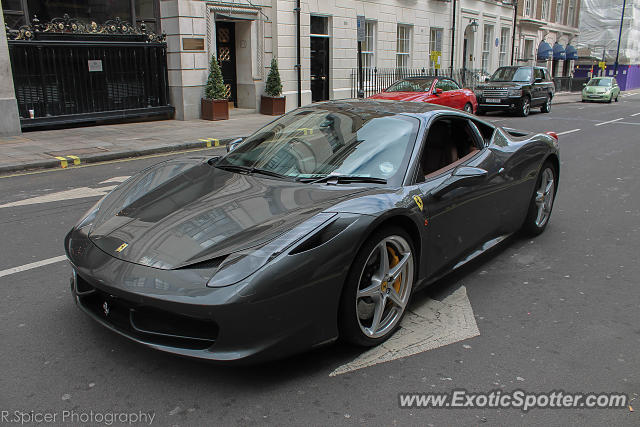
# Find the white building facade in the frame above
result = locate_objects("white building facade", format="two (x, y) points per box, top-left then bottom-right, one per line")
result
(160, 0), (516, 120)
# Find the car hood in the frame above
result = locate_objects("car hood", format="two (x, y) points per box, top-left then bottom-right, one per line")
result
(369, 92), (429, 102)
(86, 157), (367, 270)
(477, 82), (525, 89)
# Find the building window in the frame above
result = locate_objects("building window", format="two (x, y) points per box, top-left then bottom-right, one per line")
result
(524, 0), (534, 17)
(541, 0), (550, 21)
(567, 0), (576, 27)
(429, 27), (443, 69)
(499, 27), (510, 66)
(556, 0), (564, 24)
(310, 15), (329, 35)
(481, 24), (493, 73)
(396, 24), (411, 69)
(524, 39), (534, 62)
(361, 21), (376, 70)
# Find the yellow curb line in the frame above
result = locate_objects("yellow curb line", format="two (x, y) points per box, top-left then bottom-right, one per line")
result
(198, 138), (221, 148)
(54, 156), (68, 168)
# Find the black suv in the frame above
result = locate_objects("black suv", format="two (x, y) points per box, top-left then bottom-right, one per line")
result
(475, 66), (555, 117)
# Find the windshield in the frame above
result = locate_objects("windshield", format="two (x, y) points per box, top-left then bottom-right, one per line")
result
(587, 78), (612, 87)
(490, 67), (532, 82)
(386, 78), (435, 92)
(217, 106), (419, 184)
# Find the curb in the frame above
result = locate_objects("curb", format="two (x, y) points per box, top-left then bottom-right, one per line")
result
(0, 136), (243, 175)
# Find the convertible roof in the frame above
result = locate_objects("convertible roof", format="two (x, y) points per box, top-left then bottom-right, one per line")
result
(309, 99), (446, 116)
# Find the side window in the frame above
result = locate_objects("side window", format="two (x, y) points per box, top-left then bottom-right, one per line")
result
(471, 119), (495, 145)
(435, 80), (448, 92)
(448, 80), (460, 90)
(534, 68), (544, 81)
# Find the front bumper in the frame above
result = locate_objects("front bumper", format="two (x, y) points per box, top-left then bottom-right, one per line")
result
(476, 96), (524, 111)
(65, 221), (364, 363)
(582, 92), (610, 101)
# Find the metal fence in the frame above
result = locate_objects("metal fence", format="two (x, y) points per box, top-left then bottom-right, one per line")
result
(350, 67), (486, 98)
(553, 76), (588, 92)
(8, 39), (173, 128)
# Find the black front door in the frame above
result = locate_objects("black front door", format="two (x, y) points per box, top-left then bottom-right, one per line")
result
(310, 36), (330, 102)
(216, 21), (237, 106)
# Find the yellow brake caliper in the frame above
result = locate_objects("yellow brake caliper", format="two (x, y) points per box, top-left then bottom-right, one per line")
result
(387, 246), (402, 293)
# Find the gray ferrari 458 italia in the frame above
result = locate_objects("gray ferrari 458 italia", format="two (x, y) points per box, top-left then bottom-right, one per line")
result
(65, 100), (559, 363)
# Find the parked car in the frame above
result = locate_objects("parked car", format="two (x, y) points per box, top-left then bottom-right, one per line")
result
(369, 76), (478, 113)
(475, 66), (555, 117)
(581, 77), (620, 103)
(65, 100), (560, 363)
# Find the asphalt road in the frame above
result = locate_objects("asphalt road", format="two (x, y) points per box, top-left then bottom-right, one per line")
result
(1, 97), (639, 426)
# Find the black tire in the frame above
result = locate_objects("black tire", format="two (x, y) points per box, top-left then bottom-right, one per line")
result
(541, 95), (552, 113)
(615, 95), (619, 102)
(338, 226), (416, 347)
(521, 160), (558, 236)
(518, 96), (531, 117)
(463, 103), (474, 114)
(476, 108), (486, 116)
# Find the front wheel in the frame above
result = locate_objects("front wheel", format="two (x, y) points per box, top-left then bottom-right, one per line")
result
(615, 95), (619, 102)
(521, 161), (557, 236)
(339, 227), (415, 346)
(463, 103), (474, 114)
(476, 108), (486, 116)
(541, 95), (552, 113)
(518, 96), (531, 117)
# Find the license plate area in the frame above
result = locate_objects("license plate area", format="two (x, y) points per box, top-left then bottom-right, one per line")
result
(486, 98), (501, 103)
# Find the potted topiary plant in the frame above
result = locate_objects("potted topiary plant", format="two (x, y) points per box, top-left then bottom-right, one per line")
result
(261, 58), (285, 115)
(202, 55), (229, 120)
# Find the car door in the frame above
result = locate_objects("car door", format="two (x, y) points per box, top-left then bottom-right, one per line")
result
(532, 68), (546, 106)
(428, 79), (450, 107)
(446, 79), (465, 110)
(612, 78), (620, 98)
(414, 116), (504, 277)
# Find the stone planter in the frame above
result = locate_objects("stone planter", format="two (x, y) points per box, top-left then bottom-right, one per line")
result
(260, 95), (286, 116)
(201, 98), (229, 121)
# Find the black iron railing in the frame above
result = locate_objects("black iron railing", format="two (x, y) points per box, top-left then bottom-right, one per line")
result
(350, 67), (486, 98)
(6, 15), (173, 129)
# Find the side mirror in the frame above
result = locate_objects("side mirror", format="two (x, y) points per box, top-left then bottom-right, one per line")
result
(226, 137), (244, 153)
(431, 166), (488, 199)
(435, 88), (443, 95)
(534, 78), (543, 83)
(484, 77), (490, 82)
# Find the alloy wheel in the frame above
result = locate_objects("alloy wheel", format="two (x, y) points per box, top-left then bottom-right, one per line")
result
(355, 236), (414, 339)
(522, 98), (530, 116)
(464, 103), (473, 113)
(534, 167), (555, 228)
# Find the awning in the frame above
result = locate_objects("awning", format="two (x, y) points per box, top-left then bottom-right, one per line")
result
(537, 41), (553, 60)
(215, 12), (258, 21)
(565, 44), (578, 60)
(553, 42), (566, 60)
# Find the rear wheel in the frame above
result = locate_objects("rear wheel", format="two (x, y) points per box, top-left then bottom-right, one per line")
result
(541, 95), (552, 113)
(519, 96), (531, 117)
(463, 103), (473, 114)
(521, 161), (557, 236)
(339, 227), (415, 346)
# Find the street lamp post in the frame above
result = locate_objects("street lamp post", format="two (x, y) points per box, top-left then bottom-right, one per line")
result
(613, 0), (626, 76)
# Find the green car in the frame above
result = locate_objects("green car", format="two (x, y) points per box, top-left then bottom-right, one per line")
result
(582, 77), (620, 103)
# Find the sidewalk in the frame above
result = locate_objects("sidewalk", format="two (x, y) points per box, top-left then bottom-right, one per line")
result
(0, 109), (276, 175)
(0, 94), (586, 175)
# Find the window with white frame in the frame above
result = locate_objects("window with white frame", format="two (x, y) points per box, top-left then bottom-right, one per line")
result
(482, 24), (494, 73)
(556, 0), (564, 24)
(396, 24), (411, 69)
(361, 21), (376, 70)
(541, 0), (550, 21)
(499, 27), (510, 66)
(524, 0), (534, 17)
(567, 0), (576, 27)
(429, 28), (443, 69)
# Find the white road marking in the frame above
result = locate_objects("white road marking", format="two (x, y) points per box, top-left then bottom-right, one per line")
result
(0, 255), (67, 278)
(594, 118), (624, 127)
(329, 286), (479, 376)
(557, 128), (581, 136)
(630, 112), (640, 117)
(99, 176), (130, 184)
(0, 185), (116, 208)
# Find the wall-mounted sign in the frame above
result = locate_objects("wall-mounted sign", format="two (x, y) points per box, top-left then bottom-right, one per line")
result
(88, 60), (103, 72)
(495, 38), (499, 47)
(430, 51), (442, 69)
(357, 15), (366, 42)
(183, 37), (205, 51)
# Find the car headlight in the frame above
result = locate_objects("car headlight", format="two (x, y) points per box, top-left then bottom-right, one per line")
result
(75, 196), (106, 230)
(207, 212), (338, 287)
(508, 88), (522, 97)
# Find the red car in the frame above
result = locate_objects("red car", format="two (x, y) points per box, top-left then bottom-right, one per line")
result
(369, 76), (478, 114)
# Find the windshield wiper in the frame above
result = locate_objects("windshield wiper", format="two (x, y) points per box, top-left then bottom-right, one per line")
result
(298, 174), (387, 185)
(216, 164), (291, 180)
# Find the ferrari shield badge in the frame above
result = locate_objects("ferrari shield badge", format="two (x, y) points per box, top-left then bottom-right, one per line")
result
(115, 243), (128, 253)
(413, 195), (424, 211)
